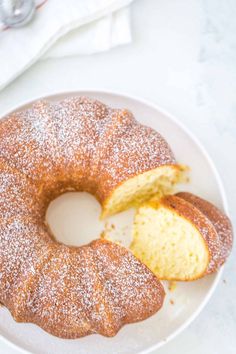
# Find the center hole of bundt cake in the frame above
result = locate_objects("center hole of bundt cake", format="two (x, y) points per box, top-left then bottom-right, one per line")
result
(46, 192), (104, 246)
(46, 192), (135, 247)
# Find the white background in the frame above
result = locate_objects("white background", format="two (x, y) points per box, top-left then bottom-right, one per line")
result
(0, 0), (235, 353)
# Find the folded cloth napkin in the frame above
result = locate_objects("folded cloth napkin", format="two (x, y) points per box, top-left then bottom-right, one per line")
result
(45, 7), (131, 58)
(0, 0), (133, 90)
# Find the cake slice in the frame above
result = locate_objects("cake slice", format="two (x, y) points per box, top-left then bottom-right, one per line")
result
(130, 192), (233, 281)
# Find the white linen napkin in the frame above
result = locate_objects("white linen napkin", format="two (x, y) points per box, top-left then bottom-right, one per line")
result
(0, 0), (133, 90)
(44, 7), (131, 58)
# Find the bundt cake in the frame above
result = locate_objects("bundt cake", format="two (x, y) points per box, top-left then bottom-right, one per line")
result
(131, 192), (233, 281)
(0, 96), (178, 338)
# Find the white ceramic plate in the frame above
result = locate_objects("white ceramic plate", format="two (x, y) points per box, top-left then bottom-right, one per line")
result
(0, 90), (227, 354)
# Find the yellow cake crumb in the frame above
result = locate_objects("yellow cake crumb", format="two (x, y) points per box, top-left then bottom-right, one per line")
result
(168, 281), (177, 292)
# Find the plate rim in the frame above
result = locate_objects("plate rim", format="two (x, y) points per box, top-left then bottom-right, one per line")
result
(0, 89), (227, 354)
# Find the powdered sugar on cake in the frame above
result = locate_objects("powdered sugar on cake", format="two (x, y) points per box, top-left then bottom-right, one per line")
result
(0, 97), (166, 338)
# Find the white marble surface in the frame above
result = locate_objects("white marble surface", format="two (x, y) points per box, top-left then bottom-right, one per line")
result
(0, 0), (235, 353)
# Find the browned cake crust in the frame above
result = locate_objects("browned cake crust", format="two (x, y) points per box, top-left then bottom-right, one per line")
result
(176, 192), (233, 268)
(0, 97), (168, 338)
(0, 97), (176, 205)
(18, 240), (165, 339)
